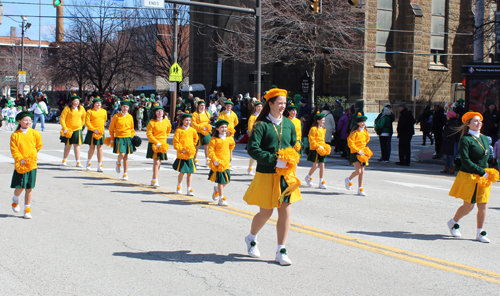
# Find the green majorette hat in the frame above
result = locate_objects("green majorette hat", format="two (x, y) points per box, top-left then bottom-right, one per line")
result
(69, 93), (81, 102)
(140, 93), (145, 98)
(16, 106), (22, 110)
(286, 103), (299, 111)
(457, 98), (464, 104)
(197, 100), (206, 105)
(254, 102), (263, 107)
(313, 112), (326, 121)
(224, 99), (234, 106)
(356, 112), (368, 122)
(294, 94), (301, 100)
(215, 119), (229, 128)
(180, 111), (192, 119)
(92, 98), (103, 104)
(16, 111), (33, 122)
(120, 100), (132, 107)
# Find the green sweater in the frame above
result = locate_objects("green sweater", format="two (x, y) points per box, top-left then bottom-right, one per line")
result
(375, 115), (392, 134)
(247, 117), (297, 173)
(458, 133), (489, 176)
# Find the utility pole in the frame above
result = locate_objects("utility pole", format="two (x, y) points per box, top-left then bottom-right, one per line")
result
(474, 0), (484, 62)
(170, 4), (179, 122)
(255, 0), (262, 101)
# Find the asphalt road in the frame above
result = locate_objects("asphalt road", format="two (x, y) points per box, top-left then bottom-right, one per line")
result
(1, 123), (499, 295)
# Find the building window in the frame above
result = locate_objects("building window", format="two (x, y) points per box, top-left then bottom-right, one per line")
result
(430, 0), (448, 66)
(376, 0), (394, 64)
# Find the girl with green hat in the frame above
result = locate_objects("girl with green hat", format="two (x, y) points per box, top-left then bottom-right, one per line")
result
(217, 99), (239, 170)
(304, 112), (330, 189)
(345, 113), (371, 196)
(191, 100), (212, 166)
(172, 111), (199, 196)
(83, 98), (107, 172)
(108, 100), (136, 181)
(60, 94), (86, 167)
(10, 111), (42, 219)
(146, 106), (172, 187)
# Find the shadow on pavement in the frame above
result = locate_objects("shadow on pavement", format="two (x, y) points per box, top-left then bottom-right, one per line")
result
(113, 250), (275, 264)
(347, 230), (450, 241)
(142, 200), (211, 206)
(299, 190), (344, 196)
(54, 176), (102, 180)
(111, 190), (159, 195)
(0, 213), (23, 218)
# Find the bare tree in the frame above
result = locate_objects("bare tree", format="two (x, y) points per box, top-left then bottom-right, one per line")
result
(214, 0), (364, 101)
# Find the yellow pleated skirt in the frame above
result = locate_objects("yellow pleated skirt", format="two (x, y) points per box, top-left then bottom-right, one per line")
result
(449, 171), (491, 203)
(243, 172), (302, 209)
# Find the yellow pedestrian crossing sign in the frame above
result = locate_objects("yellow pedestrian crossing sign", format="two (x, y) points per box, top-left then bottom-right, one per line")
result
(169, 63), (183, 82)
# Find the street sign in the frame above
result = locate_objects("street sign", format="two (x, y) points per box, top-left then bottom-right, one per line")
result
(18, 71), (26, 83)
(143, 0), (165, 8)
(169, 62), (183, 82)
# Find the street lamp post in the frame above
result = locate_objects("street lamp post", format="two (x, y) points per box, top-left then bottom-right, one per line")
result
(19, 16), (31, 98)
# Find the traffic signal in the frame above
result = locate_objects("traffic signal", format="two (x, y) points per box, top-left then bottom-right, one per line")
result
(348, 0), (358, 7)
(309, 0), (320, 13)
(53, 0), (62, 7)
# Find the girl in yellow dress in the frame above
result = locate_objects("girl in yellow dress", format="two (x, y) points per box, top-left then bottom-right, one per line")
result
(84, 98), (107, 172)
(191, 101), (212, 166)
(10, 111), (43, 219)
(108, 100), (136, 181)
(208, 119), (235, 206)
(146, 106), (171, 187)
(447, 112), (498, 243)
(59, 94), (86, 167)
(345, 113), (371, 196)
(173, 112), (199, 196)
(217, 99), (239, 170)
(243, 88), (301, 266)
(246, 101), (263, 175)
(305, 112), (330, 189)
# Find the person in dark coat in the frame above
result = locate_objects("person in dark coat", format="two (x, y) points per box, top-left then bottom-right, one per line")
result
(432, 104), (447, 159)
(440, 110), (460, 174)
(332, 99), (344, 152)
(298, 98), (312, 119)
(453, 98), (466, 119)
(416, 105), (434, 146)
(396, 103), (415, 166)
(481, 100), (500, 145)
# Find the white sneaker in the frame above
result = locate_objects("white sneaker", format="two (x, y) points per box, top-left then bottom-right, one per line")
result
(24, 208), (32, 219)
(345, 177), (352, 190)
(86, 162), (91, 170)
(151, 180), (159, 187)
(358, 188), (366, 196)
(304, 176), (313, 187)
(12, 198), (20, 213)
(61, 159), (67, 166)
(447, 219), (462, 237)
(319, 181), (327, 189)
(176, 185), (182, 194)
(477, 231), (490, 243)
(122, 173), (128, 181)
(247, 168), (255, 176)
(76, 161), (83, 168)
(212, 186), (218, 201)
(244, 235), (260, 258)
(187, 189), (194, 196)
(275, 248), (292, 265)
(218, 196), (229, 206)
(205, 158), (210, 166)
(229, 164), (233, 171)
(115, 162), (121, 173)
(97, 164), (104, 172)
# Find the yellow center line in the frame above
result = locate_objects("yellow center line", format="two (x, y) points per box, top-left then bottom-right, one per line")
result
(79, 170), (500, 284)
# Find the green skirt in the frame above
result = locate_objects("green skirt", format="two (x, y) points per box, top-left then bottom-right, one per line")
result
(208, 169), (231, 184)
(84, 131), (105, 146)
(349, 152), (367, 166)
(11, 169), (37, 189)
(146, 142), (167, 160)
(113, 137), (136, 154)
(307, 149), (326, 163)
(60, 129), (83, 145)
(197, 133), (211, 146)
(8, 118), (14, 123)
(172, 158), (197, 173)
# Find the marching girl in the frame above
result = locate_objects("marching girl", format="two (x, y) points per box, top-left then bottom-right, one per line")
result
(217, 99), (239, 170)
(10, 111), (43, 219)
(173, 111), (199, 196)
(108, 100), (136, 181)
(208, 119), (235, 206)
(146, 106), (171, 187)
(247, 101), (263, 175)
(304, 112), (331, 189)
(287, 103), (303, 157)
(243, 88), (302, 266)
(345, 113), (372, 196)
(60, 94), (86, 167)
(84, 98), (107, 172)
(447, 112), (499, 243)
(191, 101), (212, 166)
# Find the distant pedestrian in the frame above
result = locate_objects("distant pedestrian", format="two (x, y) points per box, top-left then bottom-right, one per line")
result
(416, 105), (433, 146)
(332, 99), (344, 152)
(345, 113), (371, 196)
(481, 100), (500, 145)
(336, 106), (352, 159)
(439, 110), (459, 174)
(432, 104), (447, 158)
(298, 98), (311, 119)
(29, 95), (48, 131)
(396, 103), (415, 166)
(374, 107), (393, 162)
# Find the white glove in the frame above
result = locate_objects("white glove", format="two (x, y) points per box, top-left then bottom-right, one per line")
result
(110, 140), (114, 144)
(21, 160), (25, 164)
(276, 159), (287, 168)
(157, 143), (161, 147)
(214, 161), (219, 166)
(483, 173), (489, 179)
(319, 146), (324, 150)
(182, 150), (186, 153)
(358, 150), (365, 156)
(94, 129), (99, 134)
(64, 129), (68, 133)
(204, 127), (207, 130)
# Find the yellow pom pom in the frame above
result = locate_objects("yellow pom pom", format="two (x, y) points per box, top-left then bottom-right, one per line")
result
(360, 188), (364, 192)
(349, 182), (353, 186)
(190, 189), (193, 193)
(215, 192), (219, 197)
(222, 197), (227, 201)
(291, 103), (294, 106)
(12, 202), (18, 208)
(186, 111), (190, 114)
(73, 93), (77, 96)
(25, 208), (31, 213)
(310, 177), (313, 180)
(152, 180), (156, 184)
(358, 112), (362, 116)
(322, 180), (326, 184)
(177, 186), (181, 190)
(248, 168), (252, 171)
(316, 111), (320, 114)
